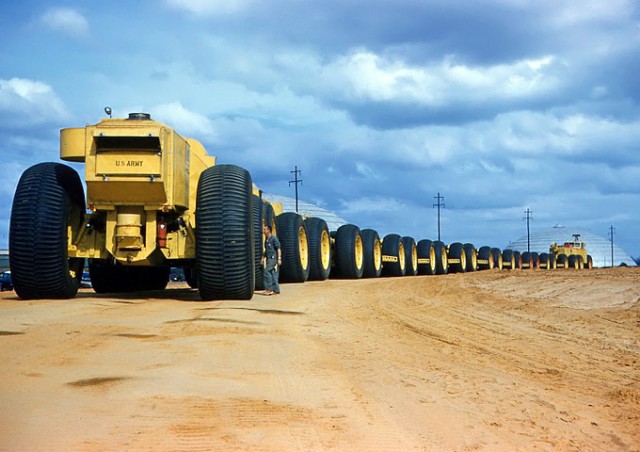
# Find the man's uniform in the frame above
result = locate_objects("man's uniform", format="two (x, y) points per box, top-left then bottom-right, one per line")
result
(264, 233), (281, 293)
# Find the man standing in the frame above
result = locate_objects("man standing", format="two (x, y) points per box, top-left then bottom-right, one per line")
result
(260, 224), (281, 295)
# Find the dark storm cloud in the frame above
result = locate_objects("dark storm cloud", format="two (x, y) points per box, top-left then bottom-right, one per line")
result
(170, 0), (637, 65)
(332, 96), (563, 129)
(182, 1), (562, 61)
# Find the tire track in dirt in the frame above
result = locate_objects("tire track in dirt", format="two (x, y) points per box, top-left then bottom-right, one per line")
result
(303, 271), (640, 450)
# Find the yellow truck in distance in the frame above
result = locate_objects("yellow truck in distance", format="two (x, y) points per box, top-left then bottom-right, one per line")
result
(550, 234), (593, 269)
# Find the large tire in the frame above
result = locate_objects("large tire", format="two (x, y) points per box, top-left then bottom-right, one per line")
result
(276, 212), (310, 282)
(381, 234), (406, 277)
(144, 266), (170, 290)
(417, 239), (436, 275)
(538, 253), (550, 270)
(513, 251), (522, 269)
(556, 254), (568, 269)
(362, 229), (382, 278)
(531, 252), (539, 269)
(402, 236), (418, 276)
(263, 202), (276, 236)
(448, 242), (466, 273)
(132, 266), (170, 291)
(90, 261), (170, 293)
(568, 255), (582, 269)
(10, 163), (85, 299)
(196, 164), (255, 301)
(305, 217), (331, 281)
(477, 246), (494, 270)
(89, 259), (123, 293)
(521, 252), (533, 270)
(463, 243), (478, 272)
(491, 248), (503, 270)
(502, 249), (515, 270)
(183, 265), (198, 288)
(585, 255), (593, 269)
(433, 240), (448, 275)
(252, 195), (265, 290)
(334, 224), (364, 279)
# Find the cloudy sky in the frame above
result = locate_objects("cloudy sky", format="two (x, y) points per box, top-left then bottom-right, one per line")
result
(1, 0), (639, 257)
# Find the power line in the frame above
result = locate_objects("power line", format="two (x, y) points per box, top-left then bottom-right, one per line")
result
(523, 208), (533, 253)
(433, 192), (445, 242)
(289, 165), (303, 213)
(608, 225), (616, 268)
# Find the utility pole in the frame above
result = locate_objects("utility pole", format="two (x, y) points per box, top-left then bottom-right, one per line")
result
(523, 208), (533, 253)
(433, 192), (445, 242)
(289, 165), (303, 213)
(608, 225), (616, 267)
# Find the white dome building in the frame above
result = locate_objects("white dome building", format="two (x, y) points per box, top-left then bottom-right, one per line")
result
(263, 193), (349, 232)
(505, 225), (636, 267)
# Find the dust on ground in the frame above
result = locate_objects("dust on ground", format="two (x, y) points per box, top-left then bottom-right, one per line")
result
(0, 267), (638, 451)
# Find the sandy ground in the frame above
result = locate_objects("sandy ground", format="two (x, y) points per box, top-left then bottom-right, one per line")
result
(0, 267), (638, 451)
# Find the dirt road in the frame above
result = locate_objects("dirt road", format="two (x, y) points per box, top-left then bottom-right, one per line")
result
(1, 268), (638, 451)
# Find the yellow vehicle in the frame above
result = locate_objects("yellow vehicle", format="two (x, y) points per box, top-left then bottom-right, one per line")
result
(8, 111), (391, 302)
(10, 112), (488, 301)
(550, 234), (593, 269)
(9, 112), (276, 300)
